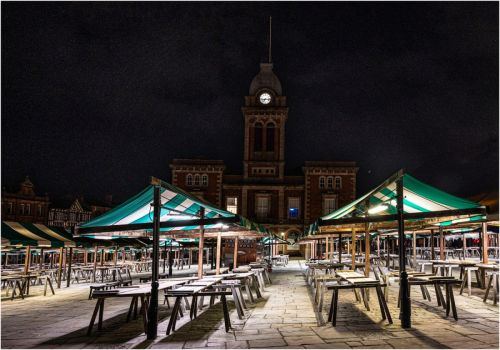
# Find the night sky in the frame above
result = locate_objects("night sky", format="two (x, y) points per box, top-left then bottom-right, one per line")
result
(2, 2), (498, 204)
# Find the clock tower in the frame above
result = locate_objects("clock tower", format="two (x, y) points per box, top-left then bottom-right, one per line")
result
(242, 62), (288, 181)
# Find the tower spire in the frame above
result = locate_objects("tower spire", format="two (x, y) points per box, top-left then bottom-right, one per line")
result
(268, 16), (272, 63)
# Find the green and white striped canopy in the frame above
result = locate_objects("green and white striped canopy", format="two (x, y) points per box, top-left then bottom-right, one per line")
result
(322, 173), (481, 221)
(1, 221), (75, 248)
(79, 181), (268, 236)
(307, 172), (484, 236)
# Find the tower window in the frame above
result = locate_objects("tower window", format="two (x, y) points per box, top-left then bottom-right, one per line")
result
(20, 203), (25, 215)
(26, 204), (31, 215)
(226, 197), (238, 214)
(201, 174), (208, 186)
(254, 123), (263, 152)
(335, 176), (342, 189)
(194, 174), (200, 186)
(327, 176), (334, 189)
(186, 174), (193, 186)
(266, 124), (275, 152)
(319, 176), (325, 189)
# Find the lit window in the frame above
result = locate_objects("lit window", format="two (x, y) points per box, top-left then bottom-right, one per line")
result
(256, 195), (270, 219)
(226, 197), (238, 214)
(26, 204), (31, 215)
(20, 203), (25, 215)
(288, 197), (300, 219)
(327, 176), (334, 189)
(319, 176), (325, 189)
(323, 196), (336, 215)
(186, 174), (193, 186)
(194, 174), (200, 186)
(335, 176), (342, 189)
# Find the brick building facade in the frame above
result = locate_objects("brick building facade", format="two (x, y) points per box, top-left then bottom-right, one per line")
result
(1, 176), (50, 224)
(170, 62), (358, 257)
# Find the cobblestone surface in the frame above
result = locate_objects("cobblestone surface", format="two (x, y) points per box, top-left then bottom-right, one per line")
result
(1, 260), (498, 349)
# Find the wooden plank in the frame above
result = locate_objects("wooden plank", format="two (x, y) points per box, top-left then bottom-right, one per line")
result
(412, 231), (417, 268)
(93, 245), (98, 283)
(233, 236), (239, 269)
(24, 245), (31, 275)
(482, 222), (489, 264)
(319, 207), (486, 226)
(364, 223), (370, 277)
(57, 247), (64, 288)
(439, 226), (444, 260)
(197, 208), (205, 279)
(351, 228), (356, 270)
(216, 231), (222, 275)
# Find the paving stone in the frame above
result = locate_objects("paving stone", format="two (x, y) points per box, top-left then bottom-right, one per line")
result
(284, 335), (325, 346)
(248, 338), (286, 348)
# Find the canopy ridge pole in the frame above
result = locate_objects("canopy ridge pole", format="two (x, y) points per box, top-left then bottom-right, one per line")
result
(397, 170), (411, 328)
(146, 184), (161, 340)
(197, 208), (206, 279)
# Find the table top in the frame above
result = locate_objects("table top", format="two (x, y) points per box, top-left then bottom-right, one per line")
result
(429, 259), (478, 266)
(475, 263), (499, 270)
(336, 271), (365, 279)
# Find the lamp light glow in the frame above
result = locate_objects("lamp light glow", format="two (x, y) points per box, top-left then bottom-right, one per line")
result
(367, 204), (388, 214)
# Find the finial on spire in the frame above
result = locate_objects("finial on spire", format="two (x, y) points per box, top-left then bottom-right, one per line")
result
(268, 16), (272, 64)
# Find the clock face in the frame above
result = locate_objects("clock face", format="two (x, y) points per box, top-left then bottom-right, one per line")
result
(259, 92), (271, 105)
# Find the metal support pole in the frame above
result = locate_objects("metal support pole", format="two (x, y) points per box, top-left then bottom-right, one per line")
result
(169, 242), (173, 277)
(216, 231), (222, 275)
(430, 230), (435, 261)
(163, 241), (167, 274)
(146, 185), (161, 340)
(397, 172), (411, 328)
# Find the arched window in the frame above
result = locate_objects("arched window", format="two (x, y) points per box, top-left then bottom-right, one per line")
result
(201, 174), (208, 186)
(194, 174), (200, 186)
(335, 176), (342, 189)
(266, 123), (275, 151)
(327, 176), (334, 189)
(319, 176), (325, 189)
(186, 174), (193, 186)
(254, 123), (263, 152)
